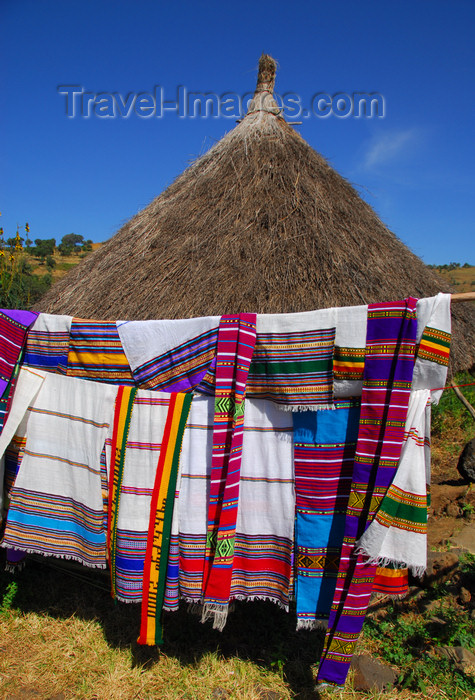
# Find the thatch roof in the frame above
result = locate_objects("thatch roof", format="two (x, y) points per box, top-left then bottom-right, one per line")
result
(38, 55), (475, 373)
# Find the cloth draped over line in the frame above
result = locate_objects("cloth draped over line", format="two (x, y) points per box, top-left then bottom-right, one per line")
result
(0, 293), (452, 686)
(317, 297), (418, 687)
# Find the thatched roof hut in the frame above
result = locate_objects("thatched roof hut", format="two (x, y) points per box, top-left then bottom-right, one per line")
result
(38, 55), (474, 373)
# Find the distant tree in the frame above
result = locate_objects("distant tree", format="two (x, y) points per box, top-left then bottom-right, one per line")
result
(34, 238), (56, 262)
(462, 262), (471, 268)
(58, 233), (85, 255)
(45, 255), (56, 271)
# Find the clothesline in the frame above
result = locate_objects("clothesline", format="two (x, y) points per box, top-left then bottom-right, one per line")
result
(431, 381), (475, 392)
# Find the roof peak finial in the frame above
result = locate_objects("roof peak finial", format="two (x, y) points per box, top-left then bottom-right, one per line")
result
(254, 54), (277, 95)
(244, 54), (281, 118)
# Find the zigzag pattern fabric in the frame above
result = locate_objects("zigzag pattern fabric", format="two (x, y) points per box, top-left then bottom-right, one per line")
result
(62, 319), (135, 385)
(201, 313), (257, 630)
(317, 297), (418, 688)
(293, 398), (361, 629)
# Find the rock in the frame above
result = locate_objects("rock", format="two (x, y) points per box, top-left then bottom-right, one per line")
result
(351, 654), (398, 691)
(212, 689), (229, 699)
(257, 691), (283, 700)
(459, 587), (472, 604)
(422, 550), (460, 586)
(471, 609), (475, 620)
(446, 502), (461, 518)
(457, 438), (475, 483)
(435, 646), (475, 674)
(450, 524), (475, 555)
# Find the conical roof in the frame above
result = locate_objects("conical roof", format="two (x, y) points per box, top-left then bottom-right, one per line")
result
(38, 55), (474, 373)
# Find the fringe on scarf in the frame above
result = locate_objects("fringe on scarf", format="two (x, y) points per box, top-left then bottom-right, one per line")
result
(354, 548), (426, 579)
(0, 544), (107, 569)
(277, 403), (336, 412)
(5, 560), (26, 574)
(296, 618), (328, 632)
(201, 603), (230, 632)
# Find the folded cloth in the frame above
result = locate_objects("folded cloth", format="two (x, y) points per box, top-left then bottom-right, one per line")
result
(293, 398), (361, 629)
(62, 318), (135, 385)
(201, 314), (257, 631)
(2, 371), (118, 568)
(22, 313), (72, 372)
(117, 316), (220, 392)
(317, 297), (418, 688)
(356, 389), (431, 577)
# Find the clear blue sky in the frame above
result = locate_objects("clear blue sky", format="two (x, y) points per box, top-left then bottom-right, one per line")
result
(1, 0), (474, 264)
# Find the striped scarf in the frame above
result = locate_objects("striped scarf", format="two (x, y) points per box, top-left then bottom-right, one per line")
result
(201, 313), (257, 630)
(317, 298), (418, 688)
(138, 392), (192, 645)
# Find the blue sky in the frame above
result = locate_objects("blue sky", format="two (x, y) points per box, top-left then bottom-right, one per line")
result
(1, 0), (474, 264)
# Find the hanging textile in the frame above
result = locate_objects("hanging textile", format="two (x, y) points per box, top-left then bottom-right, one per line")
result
(22, 313), (72, 372)
(0, 367), (46, 517)
(0, 309), (39, 434)
(201, 313), (257, 630)
(117, 317), (220, 392)
(62, 318), (135, 385)
(293, 398), (361, 629)
(356, 389), (431, 576)
(107, 385), (138, 597)
(373, 566), (409, 598)
(105, 389), (182, 603)
(316, 297), (418, 688)
(246, 327), (336, 410)
(138, 391), (192, 645)
(2, 371), (118, 568)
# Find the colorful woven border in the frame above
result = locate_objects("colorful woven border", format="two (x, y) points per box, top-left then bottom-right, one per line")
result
(63, 319), (135, 384)
(416, 326), (450, 367)
(138, 392), (192, 645)
(246, 328), (335, 408)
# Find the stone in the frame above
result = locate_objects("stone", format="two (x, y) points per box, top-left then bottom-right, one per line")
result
(422, 550), (460, 586)
(459, 587), (472, 604)
(457, 438), (475, 483)
(435, 646), (475, 673)
(212, 689), (229, 699)
(450, 524), (475, 555)
(446, 502), (461, 518)
(351, 654), (398, 691)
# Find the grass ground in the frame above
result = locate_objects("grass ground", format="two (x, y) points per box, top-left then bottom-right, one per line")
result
(435, 266), (475, 293)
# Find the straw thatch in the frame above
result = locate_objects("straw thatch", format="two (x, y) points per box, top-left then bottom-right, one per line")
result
(38, 55), (475, 373)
